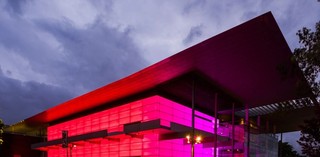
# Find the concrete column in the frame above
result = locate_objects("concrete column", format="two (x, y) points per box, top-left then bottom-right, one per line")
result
(232, 103), (235, 157)
(214, 93), (218, 157)
(245, 105), (250, 157)
(191, 78), (195, 157)
(256, 116), (261, 156)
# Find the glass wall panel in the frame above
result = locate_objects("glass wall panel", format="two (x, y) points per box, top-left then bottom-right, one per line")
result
(45, 95), (278, 157)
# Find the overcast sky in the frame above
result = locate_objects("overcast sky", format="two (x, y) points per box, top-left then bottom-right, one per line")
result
(0, 0), (319, 152)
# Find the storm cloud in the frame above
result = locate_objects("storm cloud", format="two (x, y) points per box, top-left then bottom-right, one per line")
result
(0, 0), (148, 124)
(0, 66), (74, 124)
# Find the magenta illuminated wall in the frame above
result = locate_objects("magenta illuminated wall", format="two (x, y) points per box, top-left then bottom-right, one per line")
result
(47, 95), (243, 157)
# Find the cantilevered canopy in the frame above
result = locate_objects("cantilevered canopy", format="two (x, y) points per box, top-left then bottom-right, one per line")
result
(18, 12), (317, 133)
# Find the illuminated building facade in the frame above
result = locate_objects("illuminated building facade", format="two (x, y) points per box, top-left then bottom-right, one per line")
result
(31, 95), (278, 157)
(42, 96), (225, 157)
(5, 12), (318, 157)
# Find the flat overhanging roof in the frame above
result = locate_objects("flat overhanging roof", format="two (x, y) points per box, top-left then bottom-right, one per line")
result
(20, 12), (317, 133)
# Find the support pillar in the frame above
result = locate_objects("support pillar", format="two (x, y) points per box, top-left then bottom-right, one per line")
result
(232, 103), (235, 157)
(266, 119), (269, 156)
(245, 105), (250, 157)
(191, 78), (195, 157)
(214, 93), (218, 157)
(256, 116), (261, 156)
(279, 132), (283, 157)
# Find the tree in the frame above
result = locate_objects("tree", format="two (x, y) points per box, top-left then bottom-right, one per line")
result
(293, 21), (320, 100)
(297, 111), (320, 157)
(294, 21), (320, 157)
(278, 141), (303, 157)
(0, 119), (3, 145)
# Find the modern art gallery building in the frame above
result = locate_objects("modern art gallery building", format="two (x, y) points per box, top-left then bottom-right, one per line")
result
(5, 12), (318, 157)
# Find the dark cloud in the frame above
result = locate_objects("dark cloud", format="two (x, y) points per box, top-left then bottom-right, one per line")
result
(0, 66), (74, 124)
(0, 6), (148, 92)
(0, 1), (147, 124)
(4, 0), (27, 15)
(183, 25), (203, 45)
(33, 17), (147, 93)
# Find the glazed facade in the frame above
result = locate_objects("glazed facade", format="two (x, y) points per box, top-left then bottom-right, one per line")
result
(37, 95), (278, 157)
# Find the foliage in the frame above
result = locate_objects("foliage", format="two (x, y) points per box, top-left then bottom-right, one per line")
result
(297, 110), (320, 157)
(0, 119), (3, 144)
(293, 21), (320, 100)
(294, 21), (320, 157)
(278, 141), (303, 157)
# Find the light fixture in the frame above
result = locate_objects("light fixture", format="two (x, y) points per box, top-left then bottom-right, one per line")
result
(186, 135), (202, 144)
(195, 136), (202, 144)
(186, 135), (191, 143)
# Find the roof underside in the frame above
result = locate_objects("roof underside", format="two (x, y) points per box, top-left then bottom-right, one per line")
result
(21, 12), (317, 133)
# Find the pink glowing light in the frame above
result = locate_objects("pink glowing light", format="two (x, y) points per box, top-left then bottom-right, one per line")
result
(45, 95), (243, 157)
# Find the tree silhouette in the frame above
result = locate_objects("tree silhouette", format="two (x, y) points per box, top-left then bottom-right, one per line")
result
(278, 141), (303, 157)
(0, 119), (3, 145)
(297, 110), (320, 157)
(294, 21), (320, 157)
(293, 21), (320, 100)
